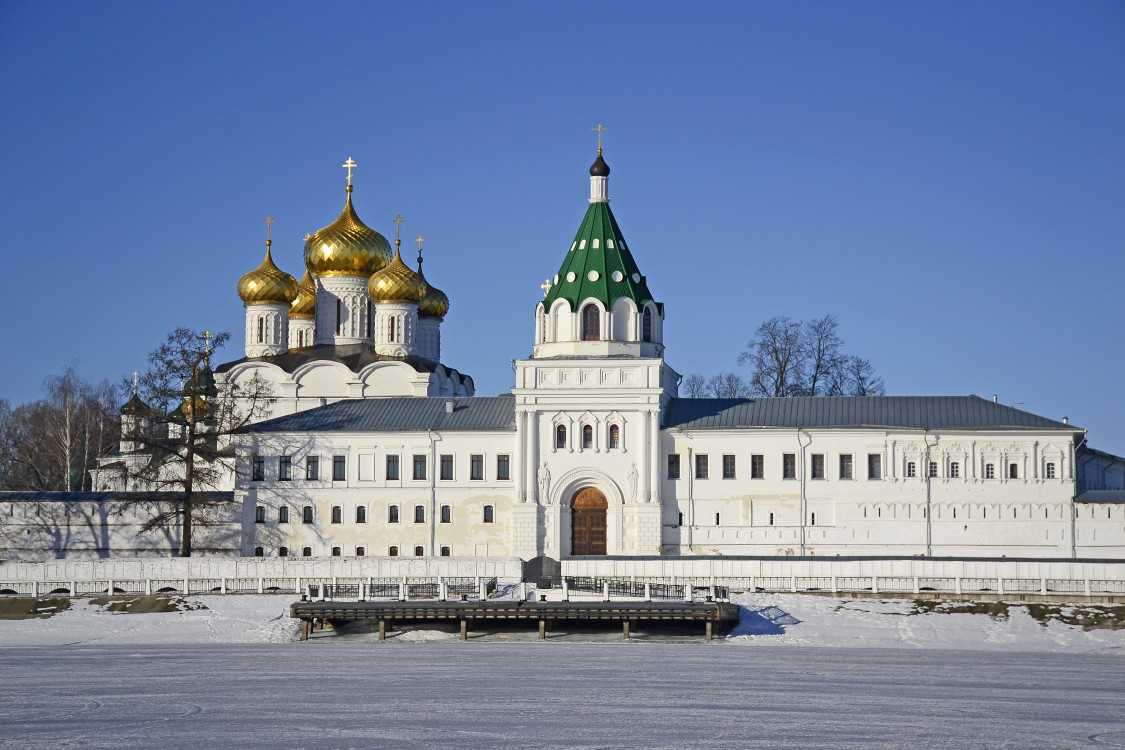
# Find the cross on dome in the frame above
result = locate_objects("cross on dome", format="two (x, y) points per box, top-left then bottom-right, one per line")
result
(541, 278), (552, 296)
(202, 330), (212, 354)
(392, 214), (405, 243)
(592, 123), (607, 153)
(132, 370), (139, 395)
(342, 157), (357, 187)
(264, 215), (275, 245)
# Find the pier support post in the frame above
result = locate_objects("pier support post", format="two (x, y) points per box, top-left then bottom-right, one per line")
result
(460, 619), (468, 641)
(538, 619), (547, 640)
(623, 620), (632, 640)
(378, 619), (387, 641)
(300, 619), (310, 641)
(705, 620), (713, 642)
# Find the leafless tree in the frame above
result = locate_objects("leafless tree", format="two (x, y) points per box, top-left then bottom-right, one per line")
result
(682, 373), (708, 398)
(127, 327), (276, 557)
(738, 316), (805, 397)
(706, 372), (752, 398)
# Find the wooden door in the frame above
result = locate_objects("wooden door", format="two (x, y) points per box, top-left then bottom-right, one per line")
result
(571, 488), (607, 556)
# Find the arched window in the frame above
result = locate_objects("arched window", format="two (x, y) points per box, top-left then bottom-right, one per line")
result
(254, 546), (264, 557)
(331, 506), (342, 524)
(440, 546), (451, 557)
(582, 304), (600, 341)
(608, 424), (620, 449)
(414, 505), (425, 523)
(356, 506), (366, 523)
(302, 546), (312, 557)
(302, 506), (313, 523)
(257, 317), (264, 343)
(336, 299), (343, 335)
(440, 505), (451, 523)
(414, 545), (424, 557)
(555, 424), (567, 449)
(389, 316), (396, 342)
(388, 505), (399, 523)
(331, 546), (341, 557)
(366, 301), (372, 338)
(254, 506), (265, 523)
(1008, 463), (1018, 479)
(582, 425), (593, 449)
(483, 505), (495, 523)
(389, 546), (399, 557)
(356, 546), (365, 557)
(279, 546), (288, 557)
(642, 308), (652, 342)
(278, 506), (289, 524)
(297, 329), (304, 348)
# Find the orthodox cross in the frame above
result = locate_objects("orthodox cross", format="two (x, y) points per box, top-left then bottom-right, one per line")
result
(342, 157), (357, 187)
(541, 278), (552, 296)
(415, 234), (425, 265)
(265, 215), (275, 245)
(132, 371), (139, 395)
(592, 123), (607, 152)
(392, 214), (405, 242)
(304, 233), (312, 241)
(202, 330), (212, 354)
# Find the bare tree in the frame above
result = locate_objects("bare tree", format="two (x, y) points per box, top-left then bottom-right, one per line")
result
(738, 315), (885, 397)
(682, 373), (708, 398)
(127, 327), (276, 557)
(706, 372), (752, 398)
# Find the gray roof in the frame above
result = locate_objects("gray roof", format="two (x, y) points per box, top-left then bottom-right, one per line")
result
(1075, 490), (1125, 504)
(247, 395), (517, 434)
(663, 396), (1079, 432)
(0, 492), (235, 502)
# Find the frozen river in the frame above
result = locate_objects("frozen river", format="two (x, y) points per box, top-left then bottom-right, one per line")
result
(2, 643), (1123, 749)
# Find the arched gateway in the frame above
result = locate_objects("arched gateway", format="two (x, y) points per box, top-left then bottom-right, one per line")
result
(571, 488), (607, 556)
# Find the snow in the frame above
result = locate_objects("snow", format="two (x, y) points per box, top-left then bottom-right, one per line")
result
(1, 593), (1123, 748)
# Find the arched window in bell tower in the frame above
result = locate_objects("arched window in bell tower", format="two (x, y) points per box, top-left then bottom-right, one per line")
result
(582, 304), (600, 341)
(642, 307), (653, 343)
(257, 317), (264, 343)
(389, 316), (397, 342)
(555, 424), (567, 449)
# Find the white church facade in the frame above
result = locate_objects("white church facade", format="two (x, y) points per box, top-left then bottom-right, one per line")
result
(3, 147), (1123, 561)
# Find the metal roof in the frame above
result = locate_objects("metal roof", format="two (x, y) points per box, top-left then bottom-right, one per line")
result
(662, 396), (1078, 432)
(1075, 490), (1125, 504)
(0, 492), (235, 502)
(247, 395), (517, 434)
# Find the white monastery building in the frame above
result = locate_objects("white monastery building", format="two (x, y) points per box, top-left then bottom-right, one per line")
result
(4, 146), (1124, 561)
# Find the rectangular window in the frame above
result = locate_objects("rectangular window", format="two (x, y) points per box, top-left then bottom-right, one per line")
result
(840, 454), (855, 480)
(386, 455), (399, 481)
(440, 454), (454, 481)
(1045, 462), (1056, 479)
(722, 455), (736, 479)
(1008, 463), (1018, 479)
(251, 456), (264, 482)
(782, 453), (796, 480)
(332, 455), (346, 482)
(388, 505), (399, 524)
(950, 461), (960, 478)
(985, 463), (995, 479)
(929, 461), (938, 478)
(414, 505), (425, 523)
(279, 456), (292, 481)
(413, 454), (427, 481)
(470, 454), (484, 481)
(811, 454), (825, 480)
(668, 454), (680, 480)
(306, 456), (319, 480)
(751, 454), (764, 479)
(906, 461), (917, 478)
(695, 454), (709, 480)
(865, 454), (880, 480)
(440, 505), (451, 523)
(496, 454), (511, 481)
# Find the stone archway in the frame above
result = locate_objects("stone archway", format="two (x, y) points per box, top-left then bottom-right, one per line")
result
(571, 488), (608, 556)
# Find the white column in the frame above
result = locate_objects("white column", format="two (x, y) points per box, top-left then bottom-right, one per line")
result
(648, 409), (659, 503)
(638, 411), (649, 505)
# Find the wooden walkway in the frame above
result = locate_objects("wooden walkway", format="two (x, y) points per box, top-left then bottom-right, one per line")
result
(290, 599), (741, 641)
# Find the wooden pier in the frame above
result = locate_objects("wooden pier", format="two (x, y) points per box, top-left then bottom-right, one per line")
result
(290, 599), (741, 641)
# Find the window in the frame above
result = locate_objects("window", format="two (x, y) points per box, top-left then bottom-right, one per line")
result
(678, 512), (683, 526)
(497, 454), (511, 480)
(985, 463), (995, 479)
(950, 462), (960, 478)
(389, 315), (396, 341)
(366, 301), (372, 338)
(906, 462), (917, 478)
(556, 424), (568, 449)
(356, 547), (365, 557)
(440, 454), (454, 481)
(332, 455), (346, 482)
(483, 505), (495, 523)
(255, 505), (265, 523)
(331, 506), (342, 524)
(388, 505), (399, 524)
(257, 317), (264, 344)
(386, 455), (400, 480)
(811, 512), (817, 526)
(302, 506), (313, 524)
(413, 455), (427, 480)
(440, 505), (451, 523)
(838, 454), (853, 480)
(783, 454), (796, 480)
(302, 546), (312, 557)
(470, 454), (484, 481)
(1045, 462), (1056, 479)
(251, 456), (265, 482)
(715, 512), (721, 526)
(768, 512), (775, 526)
(389, 546), (399, 557)
(356, 506), (367, 524)
(414, 505), (425, 523)
(336, 299), (342, 335)
(722, 455), (736, 479)
(331, 547), (341, 557)
(581, 304), (600, 340)
(279, 546), (288, 557)
(811, 454), (825, 480)
(254, 546), (264, 557)
(278, 506), (289, 524)
(867, 454), (881, 480)
(582, 425), (593, 449)
(695, 454), (709, 480)
(414, 545), (424, 557)
(440, 546), (451, 557)
(279, 456), (292, 481)
(642, 308), (653, 342)
(751, 454), (764, 479)
(608, 424), (620, 449)
(1008, 463), (1018, 479)
(667, 454), (681, 480)
(929, 461), (938, 478)
(306, 456), (319, 480)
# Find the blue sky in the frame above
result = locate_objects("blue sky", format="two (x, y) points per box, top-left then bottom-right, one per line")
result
(2, 2), (1123, 452)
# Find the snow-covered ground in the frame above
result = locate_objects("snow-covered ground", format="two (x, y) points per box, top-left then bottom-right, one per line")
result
(1, 594), (1123, 749)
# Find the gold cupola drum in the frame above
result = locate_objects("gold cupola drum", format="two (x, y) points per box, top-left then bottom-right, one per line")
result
(287, 269), (317, 349)
(369, 216), (426, 357)
(414, 234), (448, 361)
(239, 216), (298, 357)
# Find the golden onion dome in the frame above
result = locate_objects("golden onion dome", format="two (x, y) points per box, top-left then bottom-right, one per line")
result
(303, 187), (393, 277)
(416, 265), (449, 320)
(237, 246), (298, 306)
(289, 269), (316, 319)
(368, 244), (427, 303)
